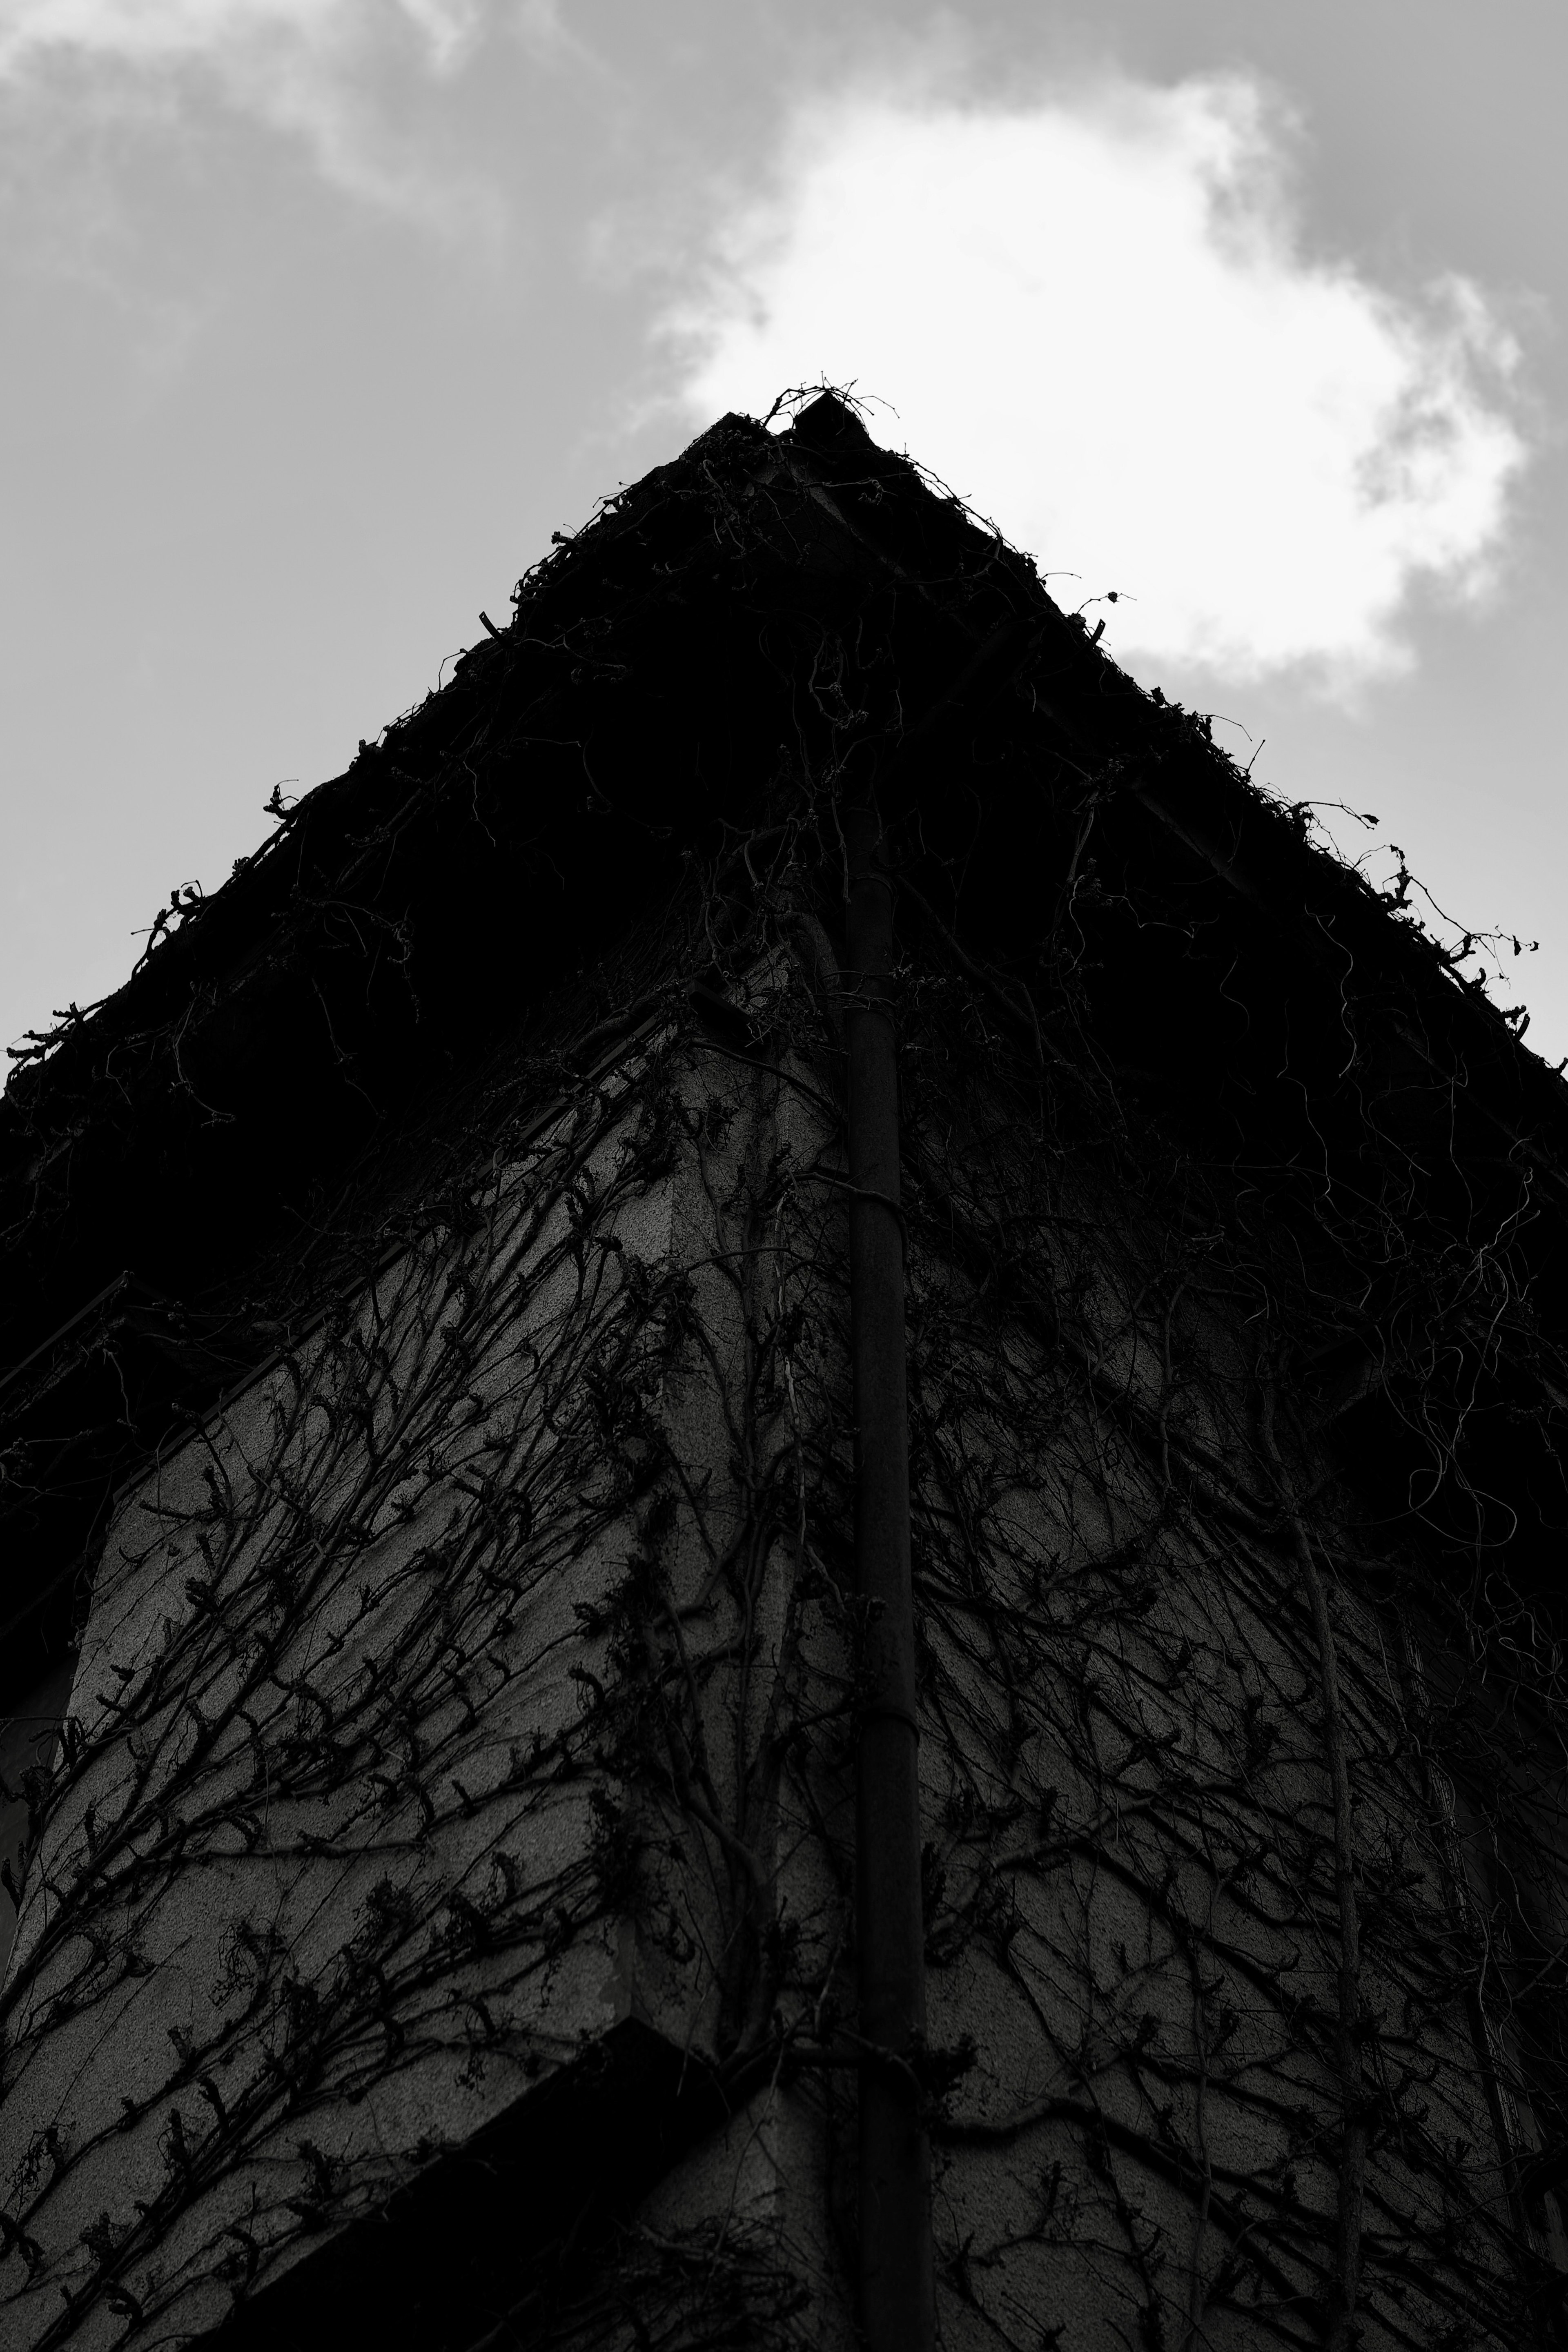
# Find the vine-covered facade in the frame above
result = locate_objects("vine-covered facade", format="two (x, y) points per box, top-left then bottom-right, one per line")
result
(3, 393), (1568, 2350)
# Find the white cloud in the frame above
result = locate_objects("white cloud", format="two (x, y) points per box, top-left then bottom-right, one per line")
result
(0, 0), (479, 74)
(666, 76), (1528, 691)
(0, 0), (480, 59)
(0, 0), (496, 223)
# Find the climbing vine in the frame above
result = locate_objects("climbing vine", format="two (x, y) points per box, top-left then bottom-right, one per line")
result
(3, 401), (1568, 2352)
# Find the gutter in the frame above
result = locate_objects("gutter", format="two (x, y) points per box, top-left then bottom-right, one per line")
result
(843, 797), (935, 2352)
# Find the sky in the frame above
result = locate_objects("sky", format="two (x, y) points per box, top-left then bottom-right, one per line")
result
(1, 0), (1564, 1065)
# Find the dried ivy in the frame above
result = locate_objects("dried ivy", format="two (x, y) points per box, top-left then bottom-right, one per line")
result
(3, 401), (1568, 2352)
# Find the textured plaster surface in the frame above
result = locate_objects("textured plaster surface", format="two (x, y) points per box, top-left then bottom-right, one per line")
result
(0, 1007), (1555, 2347)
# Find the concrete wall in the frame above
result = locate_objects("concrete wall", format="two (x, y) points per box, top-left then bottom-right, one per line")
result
(2, 964), (1561, 2350)
(1, 1662), (76, 1989)
(0, 1007), (850, 2348)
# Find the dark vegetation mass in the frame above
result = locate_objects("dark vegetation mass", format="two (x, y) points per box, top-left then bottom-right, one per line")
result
(4, 392), (1568, 2348)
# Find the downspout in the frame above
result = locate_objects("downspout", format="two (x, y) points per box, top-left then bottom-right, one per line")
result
(843, 797), (936, 2352)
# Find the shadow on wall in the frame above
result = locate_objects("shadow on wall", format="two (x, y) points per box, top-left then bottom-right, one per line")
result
(0, 1659), (75, 1983)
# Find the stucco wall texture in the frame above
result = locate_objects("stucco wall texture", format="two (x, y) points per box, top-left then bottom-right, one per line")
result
(0, 977), (1556, 2348)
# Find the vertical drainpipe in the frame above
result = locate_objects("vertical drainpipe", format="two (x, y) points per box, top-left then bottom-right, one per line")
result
(843, 796), (936, 2352)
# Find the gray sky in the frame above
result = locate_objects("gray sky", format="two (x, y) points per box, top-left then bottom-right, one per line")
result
(3, 1), (1564, 1062)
